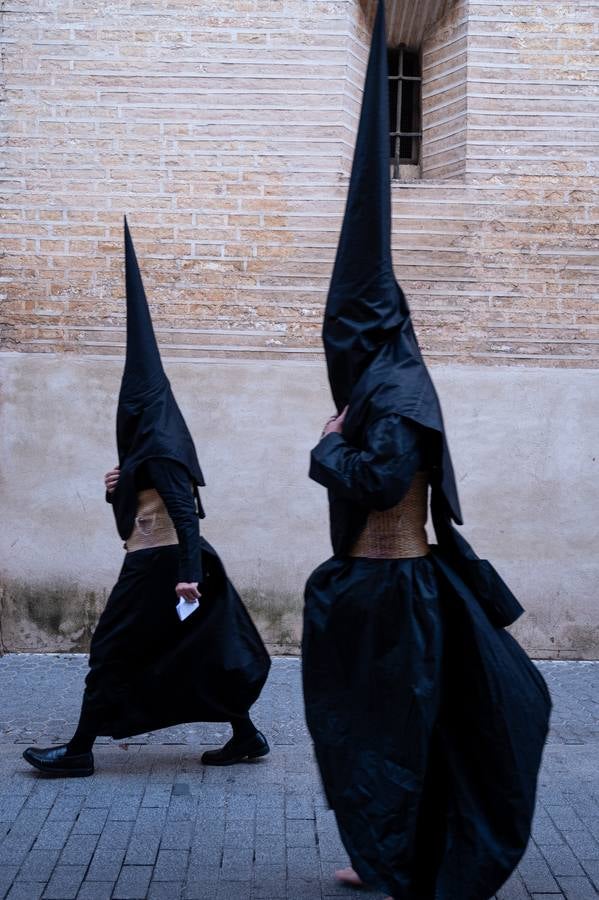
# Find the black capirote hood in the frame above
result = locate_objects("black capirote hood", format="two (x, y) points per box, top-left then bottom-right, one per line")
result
(323, 1), (461, 523)
(111, 218), (205, 541)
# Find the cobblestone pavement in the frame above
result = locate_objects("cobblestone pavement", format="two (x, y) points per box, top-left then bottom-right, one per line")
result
(1, 656), (598, 900)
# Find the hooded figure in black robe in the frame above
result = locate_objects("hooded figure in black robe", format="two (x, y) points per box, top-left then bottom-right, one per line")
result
(302, 5), (551, 898)
(23, 219), (271, 777)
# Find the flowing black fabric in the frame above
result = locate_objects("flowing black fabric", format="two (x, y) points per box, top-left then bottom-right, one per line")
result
(304, 555), (445, 899)
(303, 419), (551, 898)
(303, 4), (551, 897)
(111, 219), (205, 541)
(303, 549), (550, 900)
(81, 536), (270, 739)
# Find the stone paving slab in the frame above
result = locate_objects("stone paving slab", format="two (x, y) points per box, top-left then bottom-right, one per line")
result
(0, 656), (598, 899)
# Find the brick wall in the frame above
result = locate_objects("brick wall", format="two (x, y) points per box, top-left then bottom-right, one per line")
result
(466, 0), (599, 179)
(1, 0), (598, 367)
(421, 0), (468, 179)
(406, 0), (599, 364)
(0, 0), (355, 359)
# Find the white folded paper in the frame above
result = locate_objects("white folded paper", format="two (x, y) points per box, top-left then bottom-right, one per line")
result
(176, 597), (200, 622)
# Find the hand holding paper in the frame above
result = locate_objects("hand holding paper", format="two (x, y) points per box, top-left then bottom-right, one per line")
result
(175, 581), (201, 621)
(176, 597), (200, 621)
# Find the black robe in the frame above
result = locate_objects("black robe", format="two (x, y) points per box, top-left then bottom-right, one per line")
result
(302, 416), (551, 900)
(81, 458), (270, 739)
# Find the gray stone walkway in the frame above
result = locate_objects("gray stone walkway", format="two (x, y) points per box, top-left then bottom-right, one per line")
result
(0, 656), (598, 900)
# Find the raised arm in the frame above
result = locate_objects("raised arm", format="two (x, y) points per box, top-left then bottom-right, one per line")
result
(310, 413), (424, 511)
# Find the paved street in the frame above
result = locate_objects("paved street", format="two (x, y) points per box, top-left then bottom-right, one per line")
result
(0, 656), (598, 900)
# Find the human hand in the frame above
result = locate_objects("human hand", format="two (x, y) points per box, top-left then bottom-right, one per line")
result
(104, 466), (120, 494)
(175, 582), (202, 602)
(321, 406), (348, 438)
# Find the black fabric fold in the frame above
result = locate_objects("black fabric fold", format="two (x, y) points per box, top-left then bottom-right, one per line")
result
(81, 539), (271, 739)
(303, 550), (550, 900)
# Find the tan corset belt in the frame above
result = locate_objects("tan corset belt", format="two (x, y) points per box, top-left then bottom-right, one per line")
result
(350, 471), (430, 559)
(125, 489), (179, 552)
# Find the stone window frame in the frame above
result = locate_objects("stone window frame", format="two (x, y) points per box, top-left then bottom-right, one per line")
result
(388, 44), (422, 178)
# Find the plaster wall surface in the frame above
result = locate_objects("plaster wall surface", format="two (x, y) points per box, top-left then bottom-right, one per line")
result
(1, 353), (597, 657)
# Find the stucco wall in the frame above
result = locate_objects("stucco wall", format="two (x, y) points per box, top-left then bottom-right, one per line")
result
(1, 352), (597, 657)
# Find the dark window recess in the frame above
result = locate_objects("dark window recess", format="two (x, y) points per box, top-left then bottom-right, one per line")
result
(388, 45), (422, 176)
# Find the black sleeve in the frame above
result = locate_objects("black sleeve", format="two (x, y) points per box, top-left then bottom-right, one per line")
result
(144, 458), (203, 585)
(309, 415), (424, 511)
(105, 491), (113, 505)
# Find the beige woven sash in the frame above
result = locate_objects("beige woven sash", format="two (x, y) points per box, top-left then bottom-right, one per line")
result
(125, 489), (179, 552)
(350, 471), (430, 559)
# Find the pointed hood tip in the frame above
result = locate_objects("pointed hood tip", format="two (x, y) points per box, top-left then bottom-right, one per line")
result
(371, 0), (386, 41)
(122, 215), (166, 391)
(327, 0), (391, 299)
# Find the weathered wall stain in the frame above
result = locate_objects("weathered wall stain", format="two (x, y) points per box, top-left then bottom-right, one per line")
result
(0, 578), (301, 656)
(0, 579), (107, 653)
(243, 589), (303, 655)
(2, 577), (599, 660)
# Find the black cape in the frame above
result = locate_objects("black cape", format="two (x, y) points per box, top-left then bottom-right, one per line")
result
(303, 4), (550, 898)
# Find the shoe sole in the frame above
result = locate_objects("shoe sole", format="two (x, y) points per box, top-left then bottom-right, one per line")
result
(202, 746), (270, 767)
(23, 752), (94, 778)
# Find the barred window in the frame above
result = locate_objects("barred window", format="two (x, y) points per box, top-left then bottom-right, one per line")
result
(388, 45), (422, 177)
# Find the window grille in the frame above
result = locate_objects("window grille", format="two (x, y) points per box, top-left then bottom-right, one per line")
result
(388, 45), (422, 177)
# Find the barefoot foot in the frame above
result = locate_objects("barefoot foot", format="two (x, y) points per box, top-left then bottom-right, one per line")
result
(335, 867), (365, 887)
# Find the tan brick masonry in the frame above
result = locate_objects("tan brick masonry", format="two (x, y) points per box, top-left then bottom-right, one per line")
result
(1, 0), (598, 366)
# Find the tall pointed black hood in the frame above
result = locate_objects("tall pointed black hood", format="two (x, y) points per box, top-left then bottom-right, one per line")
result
(324, 0), (462, 524)
(121, 216), (167, 404)
(111, 218), (205, 541)
(324, 0), (406, 412)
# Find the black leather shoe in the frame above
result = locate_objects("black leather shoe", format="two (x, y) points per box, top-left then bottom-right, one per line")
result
(23, 745), (94, 777)
(201, 731), (270, 766)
